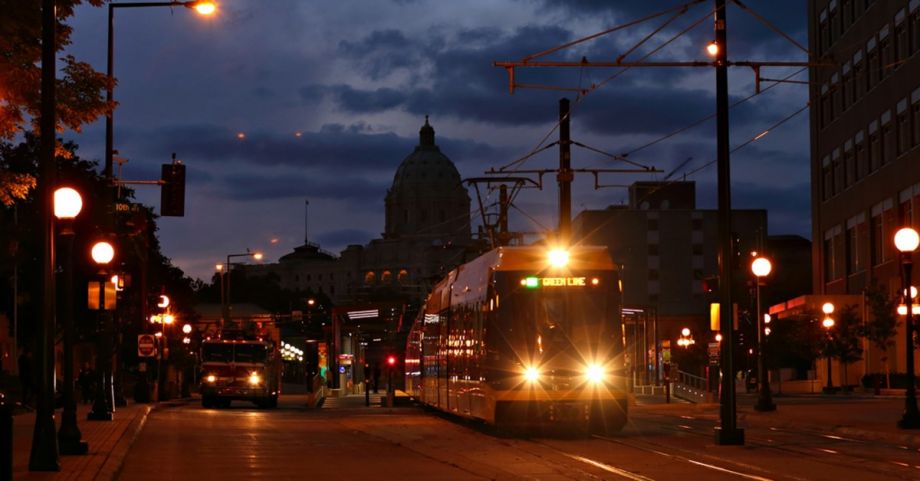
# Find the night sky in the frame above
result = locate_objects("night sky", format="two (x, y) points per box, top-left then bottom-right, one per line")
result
(62, 0), (810, 280)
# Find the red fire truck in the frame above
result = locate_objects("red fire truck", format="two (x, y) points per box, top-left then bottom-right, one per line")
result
(200, 331), (281, 409)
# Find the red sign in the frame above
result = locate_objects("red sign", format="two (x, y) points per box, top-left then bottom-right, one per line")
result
(138, 334), (157, 357)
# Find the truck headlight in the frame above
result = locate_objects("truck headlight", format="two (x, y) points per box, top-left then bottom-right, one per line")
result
(248, 372), (262, 386)
(206, 374), (216, 383)
(524, 366), (540, 383)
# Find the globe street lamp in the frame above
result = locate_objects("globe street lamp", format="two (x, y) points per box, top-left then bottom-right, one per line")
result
(223, 250), (263, 324)
(103, 0), (217, 181)
(53, 187), (89, 454)
(88, 241), (116, 421)
(894, 227), (920, 429)
(751, 256), (775, 412)
(821, 302), (835, 394)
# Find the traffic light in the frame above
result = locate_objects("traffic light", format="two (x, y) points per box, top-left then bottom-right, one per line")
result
(160, 160), (186, 217)
(701, 276), (719, 294)
(387, 355), (396, 367)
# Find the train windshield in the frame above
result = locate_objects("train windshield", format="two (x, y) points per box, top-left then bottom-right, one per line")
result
(505, 279), (615, 352)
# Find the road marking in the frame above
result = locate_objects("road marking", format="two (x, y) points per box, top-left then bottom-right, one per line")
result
(821, 434), (844, 440)
(817, 449), (838, 455)
(677, 425), (692, 430)
(891, 461), (909, 467)
(565, 454), (657, 481)
(684, 459), (775, 481)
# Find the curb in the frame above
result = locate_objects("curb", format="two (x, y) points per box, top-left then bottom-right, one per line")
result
(95, 405), (152, 481)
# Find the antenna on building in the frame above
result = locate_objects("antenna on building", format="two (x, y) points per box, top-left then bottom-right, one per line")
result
(304, 199), (309, 244)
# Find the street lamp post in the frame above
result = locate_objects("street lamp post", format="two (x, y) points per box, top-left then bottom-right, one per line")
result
(223, 251), (263, 324)
(822, 302), (835, 394)
(751, 256), (776, 412)
(894, 227), (920, 429)
(53, 188), (89, 454)
(88, 241), (116, 421)
(103, 0), (216, 181)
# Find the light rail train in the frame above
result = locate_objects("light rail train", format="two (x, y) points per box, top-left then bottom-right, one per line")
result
(405, 245), (628, 433)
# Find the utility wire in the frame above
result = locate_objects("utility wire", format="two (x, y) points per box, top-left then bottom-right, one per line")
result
(732, 0), (809, 55)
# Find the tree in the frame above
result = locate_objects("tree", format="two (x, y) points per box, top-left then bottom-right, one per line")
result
(0, 0), (111, 204)
(862, 280), (898, 387)
(824, 304), (863, 389)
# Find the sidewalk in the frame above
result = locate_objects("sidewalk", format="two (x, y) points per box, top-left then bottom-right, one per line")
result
(11, 402), (151, 480)
(635, 392), (920, 447)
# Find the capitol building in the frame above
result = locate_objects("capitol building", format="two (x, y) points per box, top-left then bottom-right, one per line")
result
(245, 118), (476, 304)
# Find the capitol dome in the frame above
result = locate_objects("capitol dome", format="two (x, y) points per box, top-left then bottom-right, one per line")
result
(384, 117), (471, 242)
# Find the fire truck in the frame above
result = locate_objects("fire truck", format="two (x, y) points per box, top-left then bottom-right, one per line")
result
(200, 327), (281, 409)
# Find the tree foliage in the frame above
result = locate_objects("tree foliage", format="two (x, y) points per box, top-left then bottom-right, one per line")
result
(862, 279), (898, 353)
(0, 0), (111, 204)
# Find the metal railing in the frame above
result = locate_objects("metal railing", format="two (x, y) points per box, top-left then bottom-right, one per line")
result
(673, 369), (709, 403)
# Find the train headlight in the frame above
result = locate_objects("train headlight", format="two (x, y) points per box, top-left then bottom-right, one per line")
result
(586, 364), (604, 384)
(524, 366), (540, 383)
(206, 374), (216, 383)
(248, 372), (262, 386)
(547, 248), (569, 268)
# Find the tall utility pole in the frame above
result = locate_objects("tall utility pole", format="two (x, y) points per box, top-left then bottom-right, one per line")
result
(557, 98), (573, 242)
(31, 0), (61, 470)
(713, 0), (744, 446)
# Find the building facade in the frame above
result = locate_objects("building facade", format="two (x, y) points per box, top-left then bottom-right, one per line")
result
(573, 181), (768, 331)
(809, 0), (920, 376)
(246, 118), (474, 305)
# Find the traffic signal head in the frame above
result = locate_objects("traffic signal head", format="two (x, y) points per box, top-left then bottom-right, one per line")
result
(161, 161), (186, 217)
(387, 355), (396, 367)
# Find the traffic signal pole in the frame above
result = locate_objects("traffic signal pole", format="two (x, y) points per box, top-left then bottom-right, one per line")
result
(713, 0), (743, 446)
(558, 98), (572, 243)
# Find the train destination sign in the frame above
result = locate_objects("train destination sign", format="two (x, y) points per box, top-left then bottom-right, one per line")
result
(521, 276), (594, 288)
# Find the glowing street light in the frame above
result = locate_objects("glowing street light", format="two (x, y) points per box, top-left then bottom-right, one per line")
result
(751, 255), (775, 411)
(706, 41), (720, 56)
(53, 186), (88, 454)
(822, 305), (835, 394)
(91, 241), (115, 265)
(894, 226), (920, 429)
(223, 250), (264, 323)
(188, 0), (217, 15)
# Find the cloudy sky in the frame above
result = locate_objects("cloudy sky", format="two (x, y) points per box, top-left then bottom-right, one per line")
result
(63, 0), (811, 280)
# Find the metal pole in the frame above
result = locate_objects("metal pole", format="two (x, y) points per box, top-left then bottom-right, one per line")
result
(225, 256), (231, 324)
(30, 0), (60, 470)
(58, 230), (88, 453)
(899, 256), (920, 428)
(754, 281), (775, 411)
(11, 207), (18, 376)
(558, 98), (572, 242)
(713, 0), (743, 445)
(654, 308), (660, 386)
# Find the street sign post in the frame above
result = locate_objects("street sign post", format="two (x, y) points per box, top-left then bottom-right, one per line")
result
(137, 334), (157, 358)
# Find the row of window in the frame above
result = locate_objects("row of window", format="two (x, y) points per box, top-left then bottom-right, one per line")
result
(817, 0), (920, 57)
(820, 87), (920, 201)
(824, 190), (916, 282)
(817, 1), (920, 131)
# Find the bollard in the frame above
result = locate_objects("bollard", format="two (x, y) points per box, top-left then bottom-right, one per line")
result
(1, 393), (12, 481)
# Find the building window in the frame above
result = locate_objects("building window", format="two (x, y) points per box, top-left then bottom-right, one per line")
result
(853, 50), (865, 97)
(381, 270), (392, 283)
(871, 214), (883, 265)
(822, 155), (833, 200)
(867, 37), (879, 90)
(912, 3), (920, 55)
(855, 131), (867, 179)
(842, 0), (853, 29)
(819, 9), (829, 54)
(868, 122), (881, 172)
(879, 25), (892, 79)
(647, 218), (659, 231)
(648, 270), (659, 280)
(844, 144), (855, 187)
(882, 111), (895, 164)
(364, 271), (376, 285)
(898, 99), (911, 155)
(846, 224), (862, 274)
(397, 269), (409, 284)
(648, 244), (659, 256)
(692, 244), (703, 255)
(824, 237), (837, 281)
(900, 198), (912, 225)
(842, 62), (854, 109)
(821, 84), (831, 127)
(913, 88), (920, 146)
(896, 9), (909, 66)
(833, 149), (844, 194)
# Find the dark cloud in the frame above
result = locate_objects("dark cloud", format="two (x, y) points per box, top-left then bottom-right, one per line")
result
(218, 172), (388, 203)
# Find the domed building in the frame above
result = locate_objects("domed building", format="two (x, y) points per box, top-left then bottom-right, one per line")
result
(384, 117), (471, 244)
(247, 118), (476, 304)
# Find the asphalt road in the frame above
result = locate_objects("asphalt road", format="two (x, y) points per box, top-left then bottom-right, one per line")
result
(117, 395), (920, 481)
